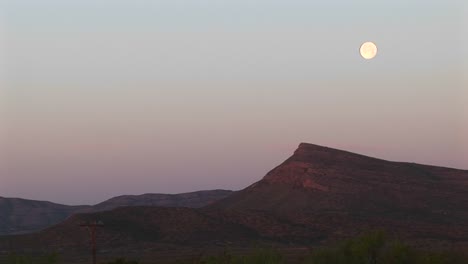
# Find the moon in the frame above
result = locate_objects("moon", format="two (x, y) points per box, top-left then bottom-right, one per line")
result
(360, 42), (377, 60)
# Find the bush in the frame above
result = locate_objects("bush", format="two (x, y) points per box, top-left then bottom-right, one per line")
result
(198, 248), (283, 264)
(101, 258), (140, 264)
(7, 252), (58, 264)
(303, 231), (468, 264)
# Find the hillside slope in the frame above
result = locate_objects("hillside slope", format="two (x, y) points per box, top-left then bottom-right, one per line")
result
(2, 143), (467, 256)
(0, 197), (89, 235)
(0, 190), (233, 235)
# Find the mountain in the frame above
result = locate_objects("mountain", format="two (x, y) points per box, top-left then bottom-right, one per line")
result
(0, 190), (233, 235)
(211, 143), (468, 243)
(213, 143), (468, 215)
(1, 143), (467, 260)
(0, 197), (89, 236)
(89, 190), (233, 212)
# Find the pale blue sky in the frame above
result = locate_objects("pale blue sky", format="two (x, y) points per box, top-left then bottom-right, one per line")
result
(1, 0), (467, 204)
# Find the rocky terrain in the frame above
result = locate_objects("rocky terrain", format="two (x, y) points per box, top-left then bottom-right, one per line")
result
(212, 143), (468, 245)
(0, 190), (233, 235)
(1, 143), (467, 261)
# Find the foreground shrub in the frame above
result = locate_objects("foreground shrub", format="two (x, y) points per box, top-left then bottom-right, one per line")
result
(7, 252), (58, 264)
(199, 248), (283, 264)
(303, 231), (467, 264)
(101, 257), (140, 264)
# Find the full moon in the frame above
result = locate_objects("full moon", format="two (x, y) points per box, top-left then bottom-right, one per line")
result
(360, 42), (377, 60)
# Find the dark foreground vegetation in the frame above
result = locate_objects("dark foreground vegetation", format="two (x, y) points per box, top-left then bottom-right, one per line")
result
(4, 232), (467, 264)
(5, 252), (59, 264)
(177, 232), (467, 264)
(300, 231), (467, 264)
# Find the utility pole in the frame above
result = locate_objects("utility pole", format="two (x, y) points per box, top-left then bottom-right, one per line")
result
(79, 220), (104, 264)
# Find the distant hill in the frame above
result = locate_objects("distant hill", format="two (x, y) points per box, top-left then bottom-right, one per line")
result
(0, 190), (233, 235)
(0, 197), (89, 235)
(89, 189), (233, 212)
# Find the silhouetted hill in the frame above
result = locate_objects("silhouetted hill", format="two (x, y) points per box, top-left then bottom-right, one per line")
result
(0, 197), (89, 236)
(0, 190), (233, 235)
(89, 190), (233, 212)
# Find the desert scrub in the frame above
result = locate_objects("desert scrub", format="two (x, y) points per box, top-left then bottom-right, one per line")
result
(185, 248), (284, 264)
(101, 258), (140, 264)
(7, 252), (58, 264)
(302, 231), (468, 264)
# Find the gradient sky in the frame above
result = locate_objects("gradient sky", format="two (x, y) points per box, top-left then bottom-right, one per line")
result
(1, 0), (467, 205)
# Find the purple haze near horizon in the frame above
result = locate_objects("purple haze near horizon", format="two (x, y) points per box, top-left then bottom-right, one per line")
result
(0, 0), (467, 205)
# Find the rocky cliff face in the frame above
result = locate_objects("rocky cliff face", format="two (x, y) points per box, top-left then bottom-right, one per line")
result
(208, 143), (468, 246)
(214, 143), (468, 218)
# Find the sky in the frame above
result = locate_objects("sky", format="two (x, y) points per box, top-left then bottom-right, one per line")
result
(0, 0), (467, 205)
